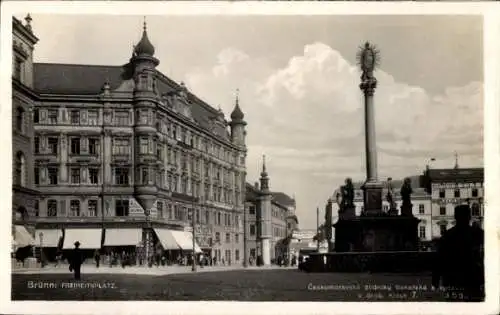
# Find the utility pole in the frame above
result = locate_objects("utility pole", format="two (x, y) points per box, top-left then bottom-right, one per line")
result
(316, 207), (320, 252)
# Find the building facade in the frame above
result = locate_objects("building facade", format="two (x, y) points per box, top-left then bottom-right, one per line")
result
(422, 167), (484, 237)
(244, 161), (297, 265)
(13, 16), (247, 264)
(12, 15), (39, 251)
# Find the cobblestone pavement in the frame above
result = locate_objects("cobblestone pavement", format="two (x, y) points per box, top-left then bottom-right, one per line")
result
(11, 269), (450, 301)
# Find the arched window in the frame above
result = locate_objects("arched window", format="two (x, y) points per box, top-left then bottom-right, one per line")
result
(16, 107), (24, 133)
(47, 200), (58, 217)
(15, 152), (26, 186)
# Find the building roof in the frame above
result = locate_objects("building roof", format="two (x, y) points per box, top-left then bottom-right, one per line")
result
(245, 182), (260, 201)
(271, 192), (295, 207)
(426, 168), (484, 183)
(33, 63), (125, 95)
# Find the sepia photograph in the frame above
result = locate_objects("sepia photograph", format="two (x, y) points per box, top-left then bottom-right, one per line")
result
(2, 1), (500, 315)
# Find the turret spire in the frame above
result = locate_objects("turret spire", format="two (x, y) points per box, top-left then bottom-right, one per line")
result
(134, 16), (155, 56)
(230, 88), (245, 122)
(261, 154), (268, 178)
(454, 151), (459, 169)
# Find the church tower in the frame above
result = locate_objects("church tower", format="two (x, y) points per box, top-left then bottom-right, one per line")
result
(229, 89), (246, 147)
(258, 155), (272, 266)
(130, 20), (160, 214)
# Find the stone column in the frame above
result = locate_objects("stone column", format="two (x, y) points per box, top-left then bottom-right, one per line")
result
(359, 42), (383, 215)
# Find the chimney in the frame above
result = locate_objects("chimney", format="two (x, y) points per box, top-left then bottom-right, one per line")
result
(254, 182), (259, 190)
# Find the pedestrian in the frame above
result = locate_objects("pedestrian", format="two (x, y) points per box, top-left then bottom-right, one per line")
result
(54, 251), (62, 267)
(69, 241), (83, 280)
(94, 249), (100, 268)
(432, 205), (484, 301)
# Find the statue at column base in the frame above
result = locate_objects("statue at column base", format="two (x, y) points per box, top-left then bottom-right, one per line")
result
(400, 203), (413, 217)
(400, 177), (414, 217)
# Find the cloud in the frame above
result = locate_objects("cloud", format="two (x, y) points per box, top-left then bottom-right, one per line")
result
(184, 43), (483, 229)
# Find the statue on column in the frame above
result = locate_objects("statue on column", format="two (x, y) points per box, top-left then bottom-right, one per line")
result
(400, 177), (413, 216)
(386, 177), (397, 213)
(338, 178), (355, 211)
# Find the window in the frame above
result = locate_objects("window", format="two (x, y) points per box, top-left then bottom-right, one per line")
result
(115, 167), (129, 185)
(142, 168), (149, 185)
(48, 137), (58, 154)
(114, 111), (130, 126)
(70, 110), (80, 124)
(116, 200), (129, 216)
(89, 139), (99, 155)
(215, 232), (221, 243)
(140, 138), (149, 154)
(70, 138), (80, 155)
(205, 210), (210, 224)
(419, 226), (426, 239)
(196, 209), (200, 223)
(439, 189), (445, 198)
(157, 144), (163, 160)
(88, 110), (98, 125)
(34, 166), (39, 185)
(383, 205), (388, 211)
(89, 168), (99, 184)
(88, 200), (97, 217)
(225, 233), (230, 243)
(439, 224), (447, 236)
(48, 109), (58, 124)
(47, 200), (57, 217)
(250, 224), (256, 236)
(472, 203), (480, 217)
(14, 58), (22, 80)
(217, 212), (221, 225)
(235, 250), (240, 261)
(34, 200), (39, 217)
(454, 189), (460, 198)
(250, 248), (256, 258)
(113, 139), (130, 155)
(33, 109), (39, 123)
(34, 137), (40, 154)
(472, 188), (478, 198)
(439, 206), (446, 216)
(48, 167), (58, 185)
(15, 152), (25, 186)
(235, 233), (239, 243)
(249, 205), (256, 215)
(70, 168), (80, 184)
(16, 107), (24, 133)
(418, 204), (425, 214)
(70, 200), (80, 216)
(157, 202), (163, 219)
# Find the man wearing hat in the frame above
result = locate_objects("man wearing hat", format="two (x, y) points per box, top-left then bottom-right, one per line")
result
(69, 241), (83, 280)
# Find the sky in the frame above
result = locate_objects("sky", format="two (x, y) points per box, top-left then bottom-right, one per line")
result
(24, 14), (483, 229)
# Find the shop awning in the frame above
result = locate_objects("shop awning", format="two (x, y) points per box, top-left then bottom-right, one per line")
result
(170, 230), (202, 253)
(104, 228), (142, 246)
(14, 225), (34, 247)
(153, 228), (178, 250)
(63, 228), (102, 249)
(35, 229), (63, 247)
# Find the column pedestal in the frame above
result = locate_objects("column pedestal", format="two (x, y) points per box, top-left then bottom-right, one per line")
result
(362, 181), (383, 215)
(261, 238), (270, 266)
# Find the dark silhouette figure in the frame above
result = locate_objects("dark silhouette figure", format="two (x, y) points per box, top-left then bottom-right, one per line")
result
(400, 177), (413, 216)
(432, 205), (484, 301)
(69, 241), (83, 280)
(94, 249), (100, 268)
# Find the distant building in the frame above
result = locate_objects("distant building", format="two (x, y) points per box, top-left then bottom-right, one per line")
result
(422, 167), (484, 237)
(244, 160), (298, 265)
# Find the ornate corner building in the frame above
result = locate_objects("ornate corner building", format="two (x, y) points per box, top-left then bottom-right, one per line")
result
(12, 16), (247, 265)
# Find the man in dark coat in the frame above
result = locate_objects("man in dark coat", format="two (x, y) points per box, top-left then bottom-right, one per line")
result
(432, 205), (484, 301)
(69, 241), (84, 280)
